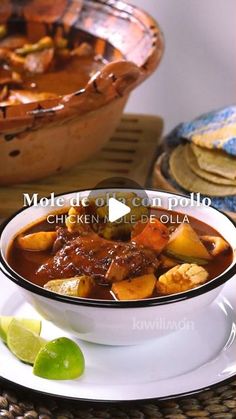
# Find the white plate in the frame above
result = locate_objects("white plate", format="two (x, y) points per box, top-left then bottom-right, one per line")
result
(0, 271), (236, 402)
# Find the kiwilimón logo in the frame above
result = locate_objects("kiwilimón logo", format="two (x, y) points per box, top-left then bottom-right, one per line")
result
(132, 317), (195, 331)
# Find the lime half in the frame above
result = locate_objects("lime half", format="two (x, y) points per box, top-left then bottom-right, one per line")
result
(0, 316), (42, 343)
(7, 320), (46, 364)
(33, 337), (85, 380)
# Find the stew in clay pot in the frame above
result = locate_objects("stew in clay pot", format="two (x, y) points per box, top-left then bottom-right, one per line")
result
(0, 24), (109, 106)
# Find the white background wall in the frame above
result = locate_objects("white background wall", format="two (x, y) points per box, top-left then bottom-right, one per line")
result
(126, 0), (236, 133)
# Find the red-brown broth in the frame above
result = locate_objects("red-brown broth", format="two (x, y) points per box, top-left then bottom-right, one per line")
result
(0, 21), (121, 100)
(7, 209), (233, 300)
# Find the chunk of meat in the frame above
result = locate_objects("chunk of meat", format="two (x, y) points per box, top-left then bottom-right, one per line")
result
(24, 48), (54, 74)
(52, 226), (79, 253)
(156, 263), (209, 295)
(37, 230), (159, 283)
(105, 259), (129, 282)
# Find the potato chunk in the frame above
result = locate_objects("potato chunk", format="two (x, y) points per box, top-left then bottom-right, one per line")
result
(111, 274), (156, 301)
(166, 223), (211, 263)
(200, 235), (230, 256)
(44, 276), (95, 298)
(156, 264), (209, 296)
(78, 276), (96, 298)
(17, 231), (57, 251)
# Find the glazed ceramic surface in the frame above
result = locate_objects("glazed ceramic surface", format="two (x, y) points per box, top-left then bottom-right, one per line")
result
(1, 190), (236, 345)
(0, 270), (235, 401)
(0, 0), (164, 184)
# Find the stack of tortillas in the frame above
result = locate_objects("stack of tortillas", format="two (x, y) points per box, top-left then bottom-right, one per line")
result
(153, 106), (236, 220)
(170, 143), (236, 196)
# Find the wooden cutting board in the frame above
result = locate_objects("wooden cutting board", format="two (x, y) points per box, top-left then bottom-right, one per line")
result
(0, 114), (164, 219)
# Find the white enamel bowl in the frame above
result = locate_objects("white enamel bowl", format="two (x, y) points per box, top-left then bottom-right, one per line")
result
(0, 190), (236, 346)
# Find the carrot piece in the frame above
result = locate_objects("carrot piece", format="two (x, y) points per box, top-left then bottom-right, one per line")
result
(131, 218), (169, 254)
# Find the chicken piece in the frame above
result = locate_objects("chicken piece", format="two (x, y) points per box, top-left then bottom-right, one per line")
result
(200, 236), (230, 256)
(17, 231), (57, 251)
(156, 264), (209, 296)
(24, 48), (54, 74)
(37, 231), (159, 282)
(132, 218), (169, 254)
(112, 274), (157, 301)
(52, 226), (83, 254)
(105, 259), (129, 282)
(44, 276), (95, 298)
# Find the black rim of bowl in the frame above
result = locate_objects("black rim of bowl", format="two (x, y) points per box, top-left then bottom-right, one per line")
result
(0, 188), (236, 309)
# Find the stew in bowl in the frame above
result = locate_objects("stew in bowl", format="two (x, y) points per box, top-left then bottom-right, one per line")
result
(1, 190), (235, 345)
(6, 192), (234, 302)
